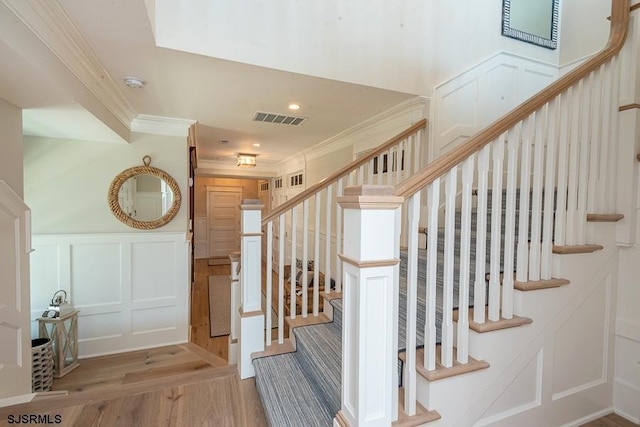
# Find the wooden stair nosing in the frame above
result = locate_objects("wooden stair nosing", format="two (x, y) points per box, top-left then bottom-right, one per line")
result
(587, 213), (624, 222)
(399, 346), (490, 382)
(453, 307), (533, 333)
(487, 272), (571, 291)
(514, 277), (570, 291)
(321, 290), (343, 302)
(286, 313), (332, 329)
(251, 338), (296, 360)
(394, 388), (441, 426)
(552, 244), (604, 254)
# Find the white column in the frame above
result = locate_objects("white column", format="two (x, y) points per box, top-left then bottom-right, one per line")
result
(238, 199), (265, 379)
(228, 250), (241, 364)
(335, 185), (402, 427)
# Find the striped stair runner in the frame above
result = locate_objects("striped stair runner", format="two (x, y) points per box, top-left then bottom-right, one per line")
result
(253, 190), (548, 425)
(253, 300), (342, 427)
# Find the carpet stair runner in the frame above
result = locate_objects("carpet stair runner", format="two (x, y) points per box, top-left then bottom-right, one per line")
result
(253, 191), (550, 425)
(253, 299), (342, 427)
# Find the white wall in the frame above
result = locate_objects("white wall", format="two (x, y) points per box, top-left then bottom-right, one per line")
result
(24, 132), (191, 357)
(153, 1), (564, 95)
(559, 0), (611, 65)
(24, 132), (188, 234)
(0, 98), (23, 196)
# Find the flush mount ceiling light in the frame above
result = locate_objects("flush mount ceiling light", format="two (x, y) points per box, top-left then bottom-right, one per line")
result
(288, 103), (301, 110)
(237, 153), (257, 167)
(252, 143), (261, 147)
(124, 77), (145, 89)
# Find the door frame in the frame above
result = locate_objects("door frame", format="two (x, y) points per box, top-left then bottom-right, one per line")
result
(206, 186), (243, 258)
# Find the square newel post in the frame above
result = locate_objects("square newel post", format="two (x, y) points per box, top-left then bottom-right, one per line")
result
(238, 199), (265, 379)
(228, 251), (240, 365)
(335, 185), (403, 427)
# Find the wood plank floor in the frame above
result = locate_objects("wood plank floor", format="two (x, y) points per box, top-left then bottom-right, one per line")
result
(0, 343), (268, 426)
(581, 413), (640, 427)
(190, 259), (232, 360)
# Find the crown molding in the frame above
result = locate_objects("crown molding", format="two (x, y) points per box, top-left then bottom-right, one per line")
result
(0, 0), (137, 130)
(288, 96), (429, 164)
(131, 115), (196, 137)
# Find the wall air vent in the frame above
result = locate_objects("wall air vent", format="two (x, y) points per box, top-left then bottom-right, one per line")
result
(253, 111), (307, 126)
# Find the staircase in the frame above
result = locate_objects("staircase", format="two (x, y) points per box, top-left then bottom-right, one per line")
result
(234, 1), (633, 425)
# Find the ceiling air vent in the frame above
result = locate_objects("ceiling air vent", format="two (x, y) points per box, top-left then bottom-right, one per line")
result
(253, 111), (307, 126)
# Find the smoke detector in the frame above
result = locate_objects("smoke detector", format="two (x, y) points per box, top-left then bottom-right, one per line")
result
(124, 77), (145, 89)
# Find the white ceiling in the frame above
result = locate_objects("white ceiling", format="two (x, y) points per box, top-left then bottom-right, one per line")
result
(0, 0), (417, 175)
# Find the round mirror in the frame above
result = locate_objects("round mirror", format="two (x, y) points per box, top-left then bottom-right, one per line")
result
(108, 161), (181, 229)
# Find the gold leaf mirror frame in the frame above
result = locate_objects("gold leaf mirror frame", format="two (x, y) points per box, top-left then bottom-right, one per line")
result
(108, 156), (182, 230)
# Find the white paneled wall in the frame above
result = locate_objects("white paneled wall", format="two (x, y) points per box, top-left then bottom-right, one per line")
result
(431, 52), (557, 160)
(30, 232), (189, 358)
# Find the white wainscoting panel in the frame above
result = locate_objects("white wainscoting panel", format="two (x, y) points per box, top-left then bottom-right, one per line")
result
(614, 327), (640, 423)
(552, 275), (611, 400)
(431, 52), (557, 161)
(476, 351), (543, 426)
(30, 232), (189, 358)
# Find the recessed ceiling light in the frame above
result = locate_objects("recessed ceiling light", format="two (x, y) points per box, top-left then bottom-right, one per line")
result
(253, 143), (261, 147)
(288, 103), (300, 111)
(124, 76), (145, 89)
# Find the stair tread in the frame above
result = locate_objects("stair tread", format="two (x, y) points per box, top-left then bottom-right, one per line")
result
(253, 352), (334, 427)
(293, 322), (342, 415)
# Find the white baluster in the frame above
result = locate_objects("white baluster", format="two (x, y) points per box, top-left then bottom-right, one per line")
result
(555, 88), (572, 247)
(302, 199), (309, 317)
(413, 132), (420, 173)
(278, 215), (285, 343)
(516, 116), (533, 282)
(458, 156), (474, 363)
(502, 123), (521, 318)
(489, 136), (505, 321)
(473, 146), (490, 324)
(313, 193), (321, 316)
(290, 206), (297, 318)
(598, 61), (613, 212)
(529, 108), (546, 281)
(442, 167), (457, 367)
(325, 185), (332, 296)
(606, 55), (620, 211)
(266, 221), (273, 345)
(566, 80), (582, 245)
(336, 179), (343, 293)
(577, 76), (592, 245)
(406, 136), (413, 177)
(425, 179), (440, 371)
(405, 192), (420, 415)
(542, 98), (559, 280)
(587, 69), (602, 214)
(368, 158), (374, 184)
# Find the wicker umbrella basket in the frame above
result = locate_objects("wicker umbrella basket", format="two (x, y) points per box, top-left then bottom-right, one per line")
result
(31, 338), (54, 392)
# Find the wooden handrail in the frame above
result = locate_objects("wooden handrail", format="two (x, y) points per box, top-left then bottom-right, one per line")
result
(396, 0), (630, 199)
(262, 119), (427, 225)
